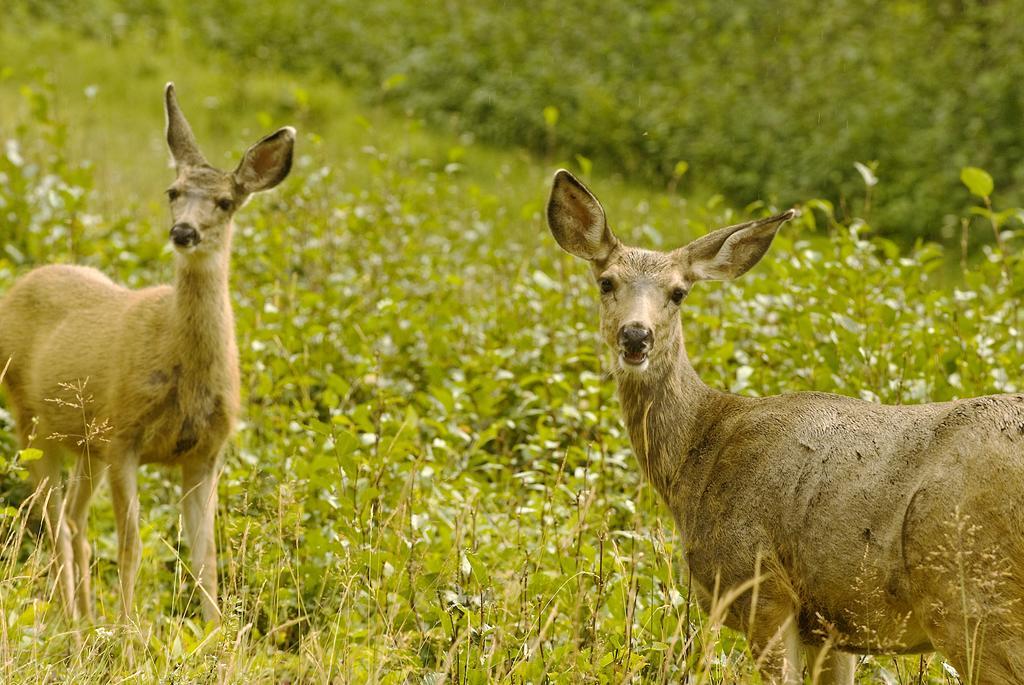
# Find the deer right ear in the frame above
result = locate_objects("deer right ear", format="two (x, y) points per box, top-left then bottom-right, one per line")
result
(234, 127), (296, 195)
(677, 210), (796, 282)
(546, 169), (618, 262)
(164, 83), (207, 169)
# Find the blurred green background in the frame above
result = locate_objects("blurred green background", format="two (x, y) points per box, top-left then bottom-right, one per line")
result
(16, 0), (1024, 242)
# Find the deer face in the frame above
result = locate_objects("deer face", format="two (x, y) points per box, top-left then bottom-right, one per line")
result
(546, 169), (795, 375)
(165, 166), (239, 253)
(163, 83), (294, 255)
(590, 247), (688, 373)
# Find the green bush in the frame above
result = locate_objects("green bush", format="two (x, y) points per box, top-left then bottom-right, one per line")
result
(12, 0), (1024, 241)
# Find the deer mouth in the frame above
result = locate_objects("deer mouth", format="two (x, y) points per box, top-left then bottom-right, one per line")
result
(617, 324), (653, 371)
(620, 349), (649, 367)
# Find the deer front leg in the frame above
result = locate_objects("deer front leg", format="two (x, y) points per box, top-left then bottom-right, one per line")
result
(749, 611), (804, 685)
(66, 455), (107, 621)
(26, 448), (77, 622)
(109, 458), (141, 620)
(805, 645), (856, 685)
(182, 457), (220, 622)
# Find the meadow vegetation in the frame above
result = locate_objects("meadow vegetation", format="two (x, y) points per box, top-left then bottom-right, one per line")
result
(1, 9), (1024, 685)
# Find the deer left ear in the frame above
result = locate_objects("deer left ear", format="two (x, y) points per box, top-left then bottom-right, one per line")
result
(165, 82), (208, 169)
(677, 210), (796, 281)
(234, 127), (296, 195)
(546, 169), (619, 262)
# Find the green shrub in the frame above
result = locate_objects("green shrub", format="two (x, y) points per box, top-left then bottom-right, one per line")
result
(11, 0), (1024, 241)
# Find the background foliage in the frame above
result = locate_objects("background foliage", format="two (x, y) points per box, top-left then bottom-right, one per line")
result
(13, 0), (1024, 241)
(1, 4), (1023, 684)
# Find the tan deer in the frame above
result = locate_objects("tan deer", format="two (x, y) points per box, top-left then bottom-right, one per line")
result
(0, 83), (294, 623)
(546, 169), (1024, 684)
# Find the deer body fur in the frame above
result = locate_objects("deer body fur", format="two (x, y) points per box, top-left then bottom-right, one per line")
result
(0, 84), (294, 623)
(547, 169), (1024, 684)
(1, 261), (238, 468)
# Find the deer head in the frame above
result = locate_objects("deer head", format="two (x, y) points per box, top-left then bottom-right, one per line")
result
(164, 82), (294, 255)
(546, 169), (795, 376)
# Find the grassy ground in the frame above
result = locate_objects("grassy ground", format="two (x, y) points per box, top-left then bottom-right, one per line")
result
(2, 20), (1020, 684)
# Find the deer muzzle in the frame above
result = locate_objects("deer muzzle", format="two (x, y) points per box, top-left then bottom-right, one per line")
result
(618, 323), (653, 366)
(170, 223), (201, 249)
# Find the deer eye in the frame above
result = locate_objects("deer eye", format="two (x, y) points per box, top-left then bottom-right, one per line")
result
(167, 188), (180, 201)
(216, 198), (233, 211)
(670, 287), (687, 304)
(599, 277), (615, 294)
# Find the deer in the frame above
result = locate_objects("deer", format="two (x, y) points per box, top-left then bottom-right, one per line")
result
(546, 169), (1024, 684)
(0, 83), (294, 624)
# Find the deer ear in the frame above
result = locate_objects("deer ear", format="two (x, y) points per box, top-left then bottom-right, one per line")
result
(677, 210), (796, 281)
(234, 127), (295, 195)
(164, 83), (207, 168)
(546, 169), (618, 262)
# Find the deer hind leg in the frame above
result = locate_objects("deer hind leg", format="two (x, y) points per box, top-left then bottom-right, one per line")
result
(108, 456), (141, 620)
(976, 639), (1024, 685)
(909, 584), (1024, 684)
(904, 533), (1024, 685)
(25, 443), (77, 621)
(65, 455), (108, 620)
(181, 457), (220, 623)
(933, 641), (1024, 685)
(805, 645), (856, 685)
(964, 574), (1024, 684)
(928, 625), (1024, 685)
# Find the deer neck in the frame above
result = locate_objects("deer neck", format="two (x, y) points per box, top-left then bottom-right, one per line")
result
(615, 325), (714, 508)
(171, 234), (236, 401)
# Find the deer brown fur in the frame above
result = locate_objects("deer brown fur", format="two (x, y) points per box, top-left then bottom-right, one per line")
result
(547, 169), (1024, 684)
(0, 83), (294, 623)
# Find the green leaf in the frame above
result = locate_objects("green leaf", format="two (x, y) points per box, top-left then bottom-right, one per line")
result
(381, 73), (406, 91)
(961, 167), (993, 198)
(994, 207), (1017, 228)
(464, 551), (491, 583)
(853, 161), (878, 187)
(574, 154), (592, 177)
(543, 105), (559, 128)
(18, 448), (43, 463)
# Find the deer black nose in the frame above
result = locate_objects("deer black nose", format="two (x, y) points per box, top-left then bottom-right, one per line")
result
(619, 323), (653, 352)
(170, 223), (200, 248)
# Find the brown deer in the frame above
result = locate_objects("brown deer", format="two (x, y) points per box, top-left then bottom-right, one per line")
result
(546, 169), (1024, 684)
(0, 83), (294, 623)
